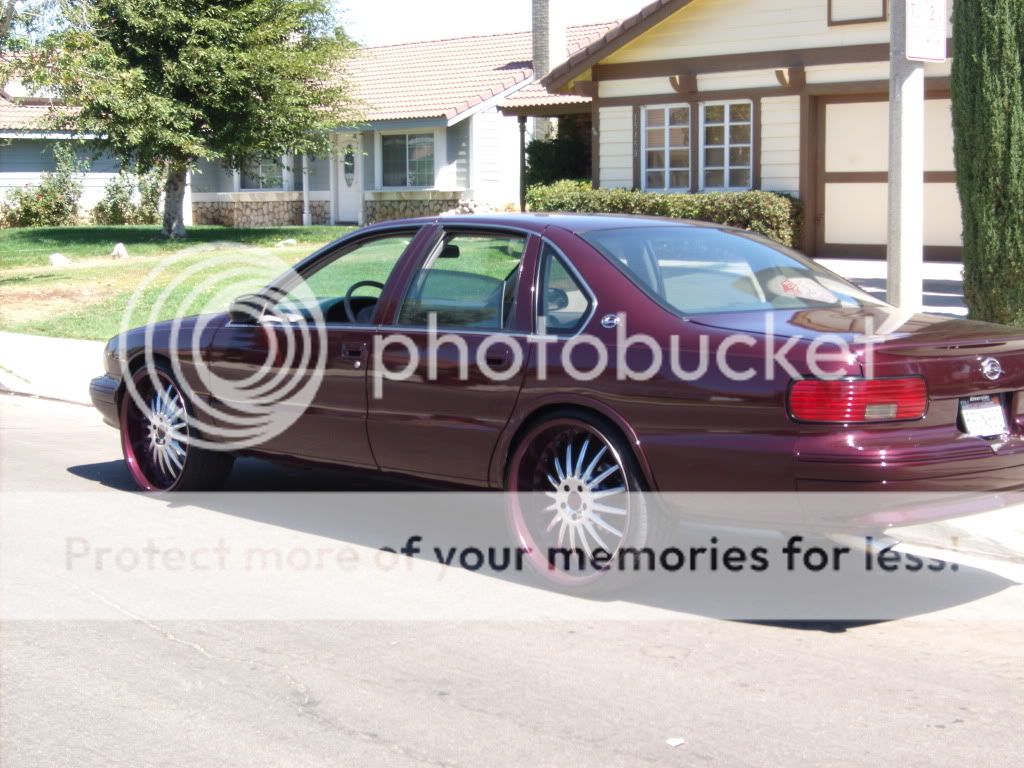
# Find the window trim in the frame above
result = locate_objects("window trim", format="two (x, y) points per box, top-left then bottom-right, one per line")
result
(394, 229), (530, 333)
(240, 156), (287, 191)
(535, 238), (597, 338)
(376, 128), (442, 190)
(698, 99), (754, 192)
(640, 104), (692, 194)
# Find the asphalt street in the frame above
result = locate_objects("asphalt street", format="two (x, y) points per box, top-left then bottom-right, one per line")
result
(1, 393), (1022, 767)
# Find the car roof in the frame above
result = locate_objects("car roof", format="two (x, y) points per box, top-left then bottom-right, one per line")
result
(363, 212), (727, 236)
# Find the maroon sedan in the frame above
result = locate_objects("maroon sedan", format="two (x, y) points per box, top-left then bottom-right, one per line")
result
(90, 214), (1024, 578)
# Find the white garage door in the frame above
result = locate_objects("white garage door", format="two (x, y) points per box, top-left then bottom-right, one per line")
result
(816, 95), (962, 261)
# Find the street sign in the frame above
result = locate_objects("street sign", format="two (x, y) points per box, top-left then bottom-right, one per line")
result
(906, 0), (948, 62)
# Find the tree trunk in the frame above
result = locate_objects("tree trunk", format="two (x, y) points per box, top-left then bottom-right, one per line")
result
(0, 2), (17, 45)
(162, 163), (188, 238)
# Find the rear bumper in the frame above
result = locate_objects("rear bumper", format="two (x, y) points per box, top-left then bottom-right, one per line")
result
(89, 374), (120, 428)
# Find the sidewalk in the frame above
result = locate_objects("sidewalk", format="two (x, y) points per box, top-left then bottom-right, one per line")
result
(0, 332), (102, 406)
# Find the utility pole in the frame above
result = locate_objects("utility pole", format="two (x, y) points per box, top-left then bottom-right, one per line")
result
(887, 0), (947, 311)
(886, 1), (926, 311)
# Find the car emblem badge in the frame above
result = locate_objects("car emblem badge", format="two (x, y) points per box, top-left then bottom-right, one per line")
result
(601, 314), (621, 329)
(980, 357), (1004, 381)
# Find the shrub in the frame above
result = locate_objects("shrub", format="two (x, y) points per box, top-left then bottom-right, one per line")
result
(525, 117), (590, 187)
(526, 180), (803, 248)
(1, 143), (83, 227)
(951, 0), (1024, 326)
(91, 172), (138, 225)
(92, 168), (164, 225)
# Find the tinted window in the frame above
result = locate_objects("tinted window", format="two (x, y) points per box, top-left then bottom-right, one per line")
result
(538, 244), (591, 334)
(398, 233), (526, 329)
(581, 226), (884, 316)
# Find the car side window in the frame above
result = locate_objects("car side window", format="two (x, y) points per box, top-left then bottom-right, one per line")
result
(538, 244), (591, 335)
(277, 233), (415, 324)
(397, 232), (526, 330)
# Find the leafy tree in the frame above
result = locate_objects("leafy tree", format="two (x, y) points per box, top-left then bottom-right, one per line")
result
(951, 0), (1024, 326)
(27, 1), (360, 237)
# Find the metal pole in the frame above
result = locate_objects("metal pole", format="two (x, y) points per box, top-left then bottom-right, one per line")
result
(518, 116), (528, 213)
(886, 0), (926, 311)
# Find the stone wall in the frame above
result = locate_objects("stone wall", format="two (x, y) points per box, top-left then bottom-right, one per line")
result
(192, 198), (329, 227)
(363, 191), (463, 224)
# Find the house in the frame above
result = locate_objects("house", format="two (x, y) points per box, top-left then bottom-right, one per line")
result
(529, 0), (961, 261)
(1, 2), (612, 228)
(0, 84), (129, 216)
(191, 6), (614, 227)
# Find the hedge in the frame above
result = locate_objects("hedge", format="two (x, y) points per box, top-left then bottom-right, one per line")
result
(526, 180), (803, 249)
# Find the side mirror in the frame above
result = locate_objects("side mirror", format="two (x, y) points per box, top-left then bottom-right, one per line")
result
(439, 243), (461, 259)
(228, 293), (269, 324)
(545, 287), (570, 313)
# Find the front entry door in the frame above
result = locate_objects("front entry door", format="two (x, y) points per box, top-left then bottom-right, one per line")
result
(205, 231), (422, 468)
(336, 133), (361, 224)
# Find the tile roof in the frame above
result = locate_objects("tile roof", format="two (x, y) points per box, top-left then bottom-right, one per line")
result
(347, 22), (615, 123)
(499, 79), (593, 110)
(0, 21), (617, 132)
(0, 92), (57, 132)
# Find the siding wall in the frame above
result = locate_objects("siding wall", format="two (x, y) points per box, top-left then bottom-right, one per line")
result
(0, 139), (122, 211)
(192, 159), (233, 193)
(597, 106), (633, 189)
(602, 0), (953, 63)
(469, 106), (521, 207)
(759, 96), (801, 195)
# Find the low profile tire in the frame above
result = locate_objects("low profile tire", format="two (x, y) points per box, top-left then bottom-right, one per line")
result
(505, 409), (666, 593)
(119, 361), (234, 492)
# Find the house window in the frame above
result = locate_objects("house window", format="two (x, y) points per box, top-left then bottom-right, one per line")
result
(643, 105), (690, 191)
(701, 101), (753, 190)
(240, 157), (284, 190)
(381, 132), (435, 187)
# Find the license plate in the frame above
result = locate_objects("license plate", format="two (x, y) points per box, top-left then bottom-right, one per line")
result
(959, 395), (1008, 437)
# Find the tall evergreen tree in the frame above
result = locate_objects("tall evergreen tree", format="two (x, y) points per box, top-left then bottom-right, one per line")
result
(27, 1), (359, 237)
(951, 0), (1024, 326)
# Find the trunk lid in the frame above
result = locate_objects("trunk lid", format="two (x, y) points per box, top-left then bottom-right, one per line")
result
(691, 307), (1024, 397)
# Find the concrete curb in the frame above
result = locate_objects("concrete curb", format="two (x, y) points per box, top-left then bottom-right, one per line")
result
(0, 332), (103, 407)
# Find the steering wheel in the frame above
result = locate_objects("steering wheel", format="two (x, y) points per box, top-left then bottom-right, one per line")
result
(343, 280), (386, 323)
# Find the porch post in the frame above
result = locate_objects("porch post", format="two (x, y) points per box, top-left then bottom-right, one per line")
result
(328, 134), (338, 225)
(301, 154), (312, 226)
(518, 115), (527, 212)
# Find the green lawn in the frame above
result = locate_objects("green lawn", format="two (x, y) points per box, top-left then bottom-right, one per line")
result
(0, 226), (525, 341)
(0, 224), (355, 268)
(0, 225), (355, 339)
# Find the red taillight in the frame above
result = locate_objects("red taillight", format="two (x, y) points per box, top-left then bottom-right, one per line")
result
(788, 378), (928, 423)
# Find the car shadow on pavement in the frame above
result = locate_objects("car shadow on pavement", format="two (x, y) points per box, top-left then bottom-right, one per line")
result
(66, 457), (1017, 630)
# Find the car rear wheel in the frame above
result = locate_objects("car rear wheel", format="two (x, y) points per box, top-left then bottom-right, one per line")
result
(120, 362), (234, 491)
(505, 409), (665, 592)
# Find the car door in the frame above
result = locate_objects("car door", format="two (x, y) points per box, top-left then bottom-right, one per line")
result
(367, 227), (538, 484)
(204, 226), (433, 468)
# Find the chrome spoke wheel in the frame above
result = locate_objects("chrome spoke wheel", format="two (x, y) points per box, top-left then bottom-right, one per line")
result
(542, 432), (628, 560)
(507, 415), (640, 588)
(121, 369), (192, 491)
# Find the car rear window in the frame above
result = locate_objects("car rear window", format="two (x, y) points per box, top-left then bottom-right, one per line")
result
(580, 226), (885, 316)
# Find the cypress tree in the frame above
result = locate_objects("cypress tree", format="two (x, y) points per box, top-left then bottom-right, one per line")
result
(951, 0), (1024, 326)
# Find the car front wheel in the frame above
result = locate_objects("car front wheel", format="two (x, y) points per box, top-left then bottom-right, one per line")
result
(119, 362), (234, 492)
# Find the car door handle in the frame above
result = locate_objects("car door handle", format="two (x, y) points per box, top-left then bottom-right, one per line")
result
(484, 350), (511, 369)
(341, 342), (367, 359)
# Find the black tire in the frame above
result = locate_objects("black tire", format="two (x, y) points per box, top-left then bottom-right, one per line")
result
(504, 408), (667, 593)
(120, 360), (235, 492)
